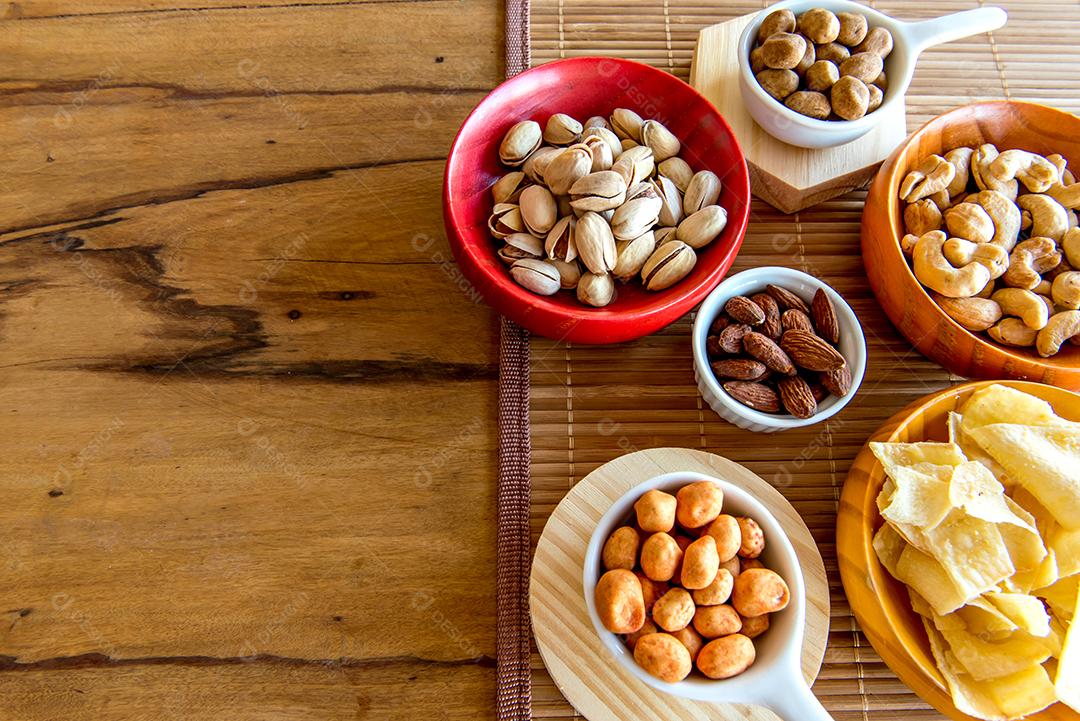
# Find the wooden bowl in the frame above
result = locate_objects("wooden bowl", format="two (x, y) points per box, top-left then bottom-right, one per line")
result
(444, 57), (751, 344)
(837, 379), (1080, 721)
(861, 101), (1080, 389)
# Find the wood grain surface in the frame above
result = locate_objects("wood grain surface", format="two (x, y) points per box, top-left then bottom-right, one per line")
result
(531, 447), (828, 721)
(0, 2), (503, 719)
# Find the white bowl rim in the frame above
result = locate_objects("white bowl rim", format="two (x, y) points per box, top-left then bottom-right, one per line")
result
(582, 470), (807, 702)
(692, 266), (867, 430)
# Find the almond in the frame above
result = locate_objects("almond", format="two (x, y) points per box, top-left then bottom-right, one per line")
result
(765, 284), (809, 313)
(711, 359), (768, 380)
(811, 288), (840, 344)
(723, 381), (780, 413)
(781, 309), (814, 333)
(725, 296), (765, 326)
(778, 376), (817, 418)
(742, 332), (796, 376)
(706, 335), (725, 357)
(709, 315), (732, 335)
(718, 323), (750, 354)
(808, 380), (828, 403)
(779, 329), (845, 372)
(821, 365), (852, 397)
(751, 292), (781, 339)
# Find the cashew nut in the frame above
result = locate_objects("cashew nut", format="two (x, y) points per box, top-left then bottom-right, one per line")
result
(900, 155), (956, 203)
(988, 317), (1038, 347)
(974, 278), (995, 299)
(928, 189), (952, 212)
(913, 230), (991, 298)
(1063, 228), (1080, 268)
(1034, 279), (1053, 296)
(944, 147), (974, 199)
(942, 237), (1008, 279)
(945, 203), (995, 244)
(1017, 194), (1069, 242)
(989, 149), (1059, 193)
(900, 233), (919, 256)
(972, 144), (1019, 201)
(903, 199), (942, 237)
(1052, 271), (1080, 310)
(992, 288), (1050, 330)
(1046, 154), (1070, 184)
(1017, 237), (1062, 273)
(974, 190), (1022, 251)
(1036, 310), (1080, 357)
(932, 293), (1002, 331)
(1047, 182), (1080, 210)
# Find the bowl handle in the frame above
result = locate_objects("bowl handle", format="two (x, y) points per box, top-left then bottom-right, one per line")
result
(762, 675), (834, 721)
(900, 6), (1007, 54)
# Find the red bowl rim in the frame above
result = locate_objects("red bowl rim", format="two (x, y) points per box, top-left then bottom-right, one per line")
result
(443, 56), (751, 344)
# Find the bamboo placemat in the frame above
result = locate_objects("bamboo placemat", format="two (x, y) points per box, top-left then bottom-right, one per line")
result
(525, 1), (1080, 719)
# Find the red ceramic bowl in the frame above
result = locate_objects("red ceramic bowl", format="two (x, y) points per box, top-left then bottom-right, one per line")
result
(443, 57), (751, 344)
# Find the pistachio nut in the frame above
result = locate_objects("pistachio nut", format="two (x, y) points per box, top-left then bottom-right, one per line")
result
(612, 145), (656, 188)
(599, 208), (615, 223)
(523, 146), (561, 185)
(654, 226), (678, 244)
(577, 272), (616, 307)
(569, 170), (628, 213)
(650, 175), (684, 227)
(497, 233), (544, 264)
(641, 240), (697, 291)
(611, 195), (662, 241)
(556, 194), (574, 218)
(545, 216), (578, 263)
(684, 170), (722, 213)
(499, 120), (542, 167)
(575, 211), (618, 274)
(583, 127), (622, 160)
(551, 258), (583, 289)
(640, 120), (681, 162)
(610, 108), (645, 142)
(489, 203), (524, 239)
(676, 205), (728, 249)
(509, 258), (561, 295)
(542, 113), (583, 146)
(620, 138), (640, 153)
(518, 184), (558, 236)
(583, 115), (610, 131)
(544, 144), (593, 195)
(492, 171), (529, 205)
(658, 157), (694, 192)
(624, 181), (660, 203)
(584, 135), (614, 172)
(612, 230), (657, 282)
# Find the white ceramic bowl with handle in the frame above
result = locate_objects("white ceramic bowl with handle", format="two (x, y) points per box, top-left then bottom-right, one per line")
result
(738, 0), (1007, 148)
(692, 267), (866, 433)
(583, 471), (832, 721)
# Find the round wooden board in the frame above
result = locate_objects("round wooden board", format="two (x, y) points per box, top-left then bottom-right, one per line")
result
(530, 447), (829, 721)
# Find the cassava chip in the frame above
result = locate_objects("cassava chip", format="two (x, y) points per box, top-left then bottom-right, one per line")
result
(923, 618), (1007, 721)
(1050, 525), (1080, 578)
(985, 664), (1057, 719)
(922, 515), (1015, 599)
(870, 441), (965, 480)
(941, 626), (1052, 681)
(987, 593), (1051, 637)
(896, 543), (969, 616)
(881, 467), (953, 530)
(956, 598), (1018, 640)
(873, 523), (905, 577)
(1057, 585), (1080, 712)
(960, 384), (1064, 431)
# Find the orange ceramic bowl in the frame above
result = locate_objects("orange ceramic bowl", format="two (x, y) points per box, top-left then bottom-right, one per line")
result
(837, 380), (1080, 721)
(861, 101), (1080, 390)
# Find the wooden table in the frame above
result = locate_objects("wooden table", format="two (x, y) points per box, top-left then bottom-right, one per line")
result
(0, 2), (503, 718)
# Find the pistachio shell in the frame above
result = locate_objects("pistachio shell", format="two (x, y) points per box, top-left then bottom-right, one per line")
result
(499, 232), (544, 264)
(545, 216), (578, 263)
(640, 120), (681, 162)
(611, 195), (662, 241)
(613, 230), (657, 282)
(492, 171), (529, 205)
(522, 146), (561, 185)
(583, 116), (609, 131)
(610, 108), (645, 142)
(658, 157), (694, 192)
(544, 144), (593, 195)
(641, 240), (697, 290)
(499, 120), (542, 166)
(584, 136), (614, 172)
(577, 272), (616, 307)
(543, 113), (583, 145)
(612, 145), (655, 188)
(519, 184), (558, 235)
(488, 203), (524, 239)
(583, 127), (622, 160)
(676, 205), (728, 249)
(575, 211), (618, 274)
(651, 175), (684, 227)
(625, 181), (660, 203)
(569, 170), (628, 212)
(684, 171), (722, 213)
(654, 226), (679, 244)
(551, 258), (582, 289)
(510, 258), (561, 295)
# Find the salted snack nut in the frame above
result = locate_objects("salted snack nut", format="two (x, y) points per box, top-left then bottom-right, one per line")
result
(625, 618), (659, 650)
(691, 567), (734, 606)
(634, 489), (677, 532)
(634, 570), (668, 614)
(736, 516), (765, 558)
(671, 626), (705, 663)
(653, 587), (696, 632)
(692, 603), (743, 638)
(602, 525), (641, 570)
(641, 532), (683, 582)
(831, 75), (870, 120)
(675, 481), (725, 529)
(732, 568), (791, 617)
(633, 633), (693, 683)
(681, 536), (721, 590)
(797, 8), (840, 44)
(697, 634), (756, 679)
(702, 513), (742, 561)
(785, 90), (831, 120)
(595, 568), (646, 634)
(740, 613), (770, 639)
